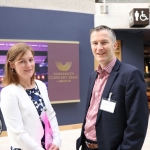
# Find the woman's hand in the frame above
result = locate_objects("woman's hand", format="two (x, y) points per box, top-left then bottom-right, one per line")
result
(49, 143), (59, 150)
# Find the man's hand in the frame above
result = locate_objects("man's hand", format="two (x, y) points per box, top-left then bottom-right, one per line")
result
(49, 143), (59, 150)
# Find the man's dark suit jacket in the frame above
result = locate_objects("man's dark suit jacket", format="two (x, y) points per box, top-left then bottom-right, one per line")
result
(77, 59), (149, 150)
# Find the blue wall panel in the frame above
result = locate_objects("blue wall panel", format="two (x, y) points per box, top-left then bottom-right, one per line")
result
(115, 31), (144, 72)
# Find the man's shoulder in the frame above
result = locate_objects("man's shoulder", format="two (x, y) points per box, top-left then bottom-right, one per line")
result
(120, 62), (139, 72)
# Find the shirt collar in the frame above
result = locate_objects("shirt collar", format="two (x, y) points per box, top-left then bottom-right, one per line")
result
(96, 57), (117, 74)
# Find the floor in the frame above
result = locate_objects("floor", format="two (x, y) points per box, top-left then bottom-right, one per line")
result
(0, 116), (150, 150)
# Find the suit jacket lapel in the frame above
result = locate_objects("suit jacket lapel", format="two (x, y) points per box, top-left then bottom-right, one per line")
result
(96, 60), (121, 123)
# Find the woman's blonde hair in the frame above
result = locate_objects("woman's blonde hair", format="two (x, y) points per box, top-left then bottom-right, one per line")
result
(2, 43), (35, 86)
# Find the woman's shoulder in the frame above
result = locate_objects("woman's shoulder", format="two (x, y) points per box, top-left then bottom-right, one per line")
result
(0, 84), (20, 100)
(1, 84), (18, 92)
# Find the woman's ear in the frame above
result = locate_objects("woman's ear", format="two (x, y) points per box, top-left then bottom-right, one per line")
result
(9, 61), (14, 69)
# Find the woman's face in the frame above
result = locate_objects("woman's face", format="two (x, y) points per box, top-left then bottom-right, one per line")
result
(12, 50), (35, 82)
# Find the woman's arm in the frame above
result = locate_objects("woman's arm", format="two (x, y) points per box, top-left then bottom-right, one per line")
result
(1, 87), (44, 150)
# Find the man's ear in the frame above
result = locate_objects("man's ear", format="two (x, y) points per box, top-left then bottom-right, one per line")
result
(113, 41), (118, 50)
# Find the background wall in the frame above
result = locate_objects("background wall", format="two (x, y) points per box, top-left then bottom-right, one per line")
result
(115, 31), (144, 72)
(95, 3), (150, 29)
(0, 0), (95, 14)
(0, 6), (94, 130)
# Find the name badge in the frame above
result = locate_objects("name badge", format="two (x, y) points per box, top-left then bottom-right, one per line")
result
(100, 93), (116, 113)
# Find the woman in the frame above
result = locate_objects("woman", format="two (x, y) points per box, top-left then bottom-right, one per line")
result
(1, 43), (61, 150)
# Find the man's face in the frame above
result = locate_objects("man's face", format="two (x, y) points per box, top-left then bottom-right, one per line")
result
(90, 30), (117, 68)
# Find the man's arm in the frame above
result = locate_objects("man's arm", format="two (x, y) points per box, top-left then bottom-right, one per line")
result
(117, 69), (149, 150)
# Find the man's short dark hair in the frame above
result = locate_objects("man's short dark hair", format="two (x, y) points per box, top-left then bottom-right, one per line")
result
(90, 25), (116, 42)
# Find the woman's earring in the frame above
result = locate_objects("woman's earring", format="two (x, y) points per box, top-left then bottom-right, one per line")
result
(11, 68), (14, 72)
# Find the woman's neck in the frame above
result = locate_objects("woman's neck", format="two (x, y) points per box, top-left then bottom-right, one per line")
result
(19, 80), (35, 89)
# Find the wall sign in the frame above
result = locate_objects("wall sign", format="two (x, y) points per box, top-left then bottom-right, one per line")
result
(129, 8), (149, 27)
(48, 42), (80, 104)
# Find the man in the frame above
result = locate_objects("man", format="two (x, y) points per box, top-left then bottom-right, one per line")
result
(76, 25), (149, 150)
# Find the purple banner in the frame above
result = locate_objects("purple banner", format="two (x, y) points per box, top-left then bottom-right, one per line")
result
(48, 43), (80, 103)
